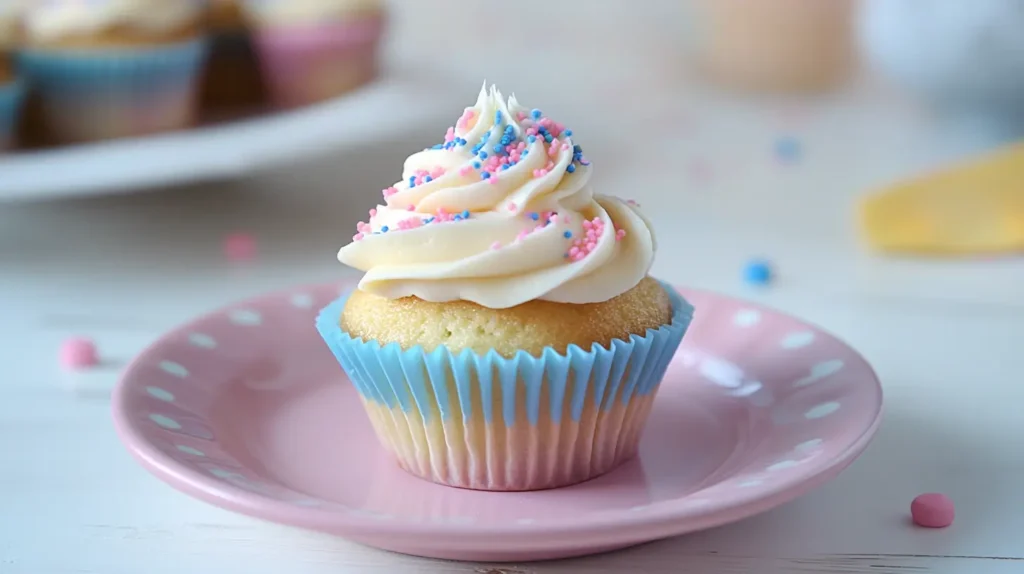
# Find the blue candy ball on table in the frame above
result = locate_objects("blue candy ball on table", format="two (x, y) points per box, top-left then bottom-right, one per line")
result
(743, 259), (773, 286)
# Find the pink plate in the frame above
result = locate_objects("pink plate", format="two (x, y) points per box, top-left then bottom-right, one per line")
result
(112, 281), (883, 563)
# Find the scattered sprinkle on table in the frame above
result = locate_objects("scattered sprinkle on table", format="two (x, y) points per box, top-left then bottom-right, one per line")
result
(911, 493), (955, 528)
(59, 338), (98, 370)
(223, 233), (258, 261)
(743, 259), (773, 286)
(774, 136), (802, 163)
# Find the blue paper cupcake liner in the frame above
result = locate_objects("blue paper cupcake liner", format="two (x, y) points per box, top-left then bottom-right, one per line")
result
(17, 39), (210, 91)
(16, 39), (210, 142)
(0, 79), (25, 150)
(316, 282), (694, 427)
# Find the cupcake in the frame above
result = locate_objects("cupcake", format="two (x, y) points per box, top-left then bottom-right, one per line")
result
(0, 0), (25, 150)
(316, 85), (695, 492)
(200, 0), (266, 111)
(17, 0), (210, 144)
(241, 0), (385, 108)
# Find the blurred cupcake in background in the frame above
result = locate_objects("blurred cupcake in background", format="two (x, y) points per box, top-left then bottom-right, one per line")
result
(242, 0), (386, 108)
(17, 0), (211, 144)
(201, 0), (266, 111)
(0, 0), (25, 150)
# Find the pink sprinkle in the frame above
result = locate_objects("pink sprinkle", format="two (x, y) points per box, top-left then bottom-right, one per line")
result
(583, 220), (593, 230)
(407, 204), (415, 211)
(616, 228), (627, 241)
(526, 127), (538, 136)
(516, 111), (527, 121)
(491, 241), (502, 250)
(444, 126), (455, 143)
(535, 224), (545, 232)
(911, 494), (955, 528)
(517, 230), (529, 241)
(507, 202), (517, 211)
(353, 233), (365, 241)
(59, 337), (98, 370)
(457, 109), (476, 130)
(430, 166), (446, 179)
(550, 213), (559, 222)
(369, 208), (377, 217)
(489, 176), (500, 185)
(383, 187), (399, 198)
(222, 232), (257, 261)
(459, 166), (472, 176)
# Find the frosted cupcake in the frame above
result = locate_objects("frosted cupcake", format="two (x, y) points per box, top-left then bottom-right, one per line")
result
(0, 0), (24, 150)
(17, 0), (210, 143)
(317, 85), (695, 492)
(241, 0), (385, 108)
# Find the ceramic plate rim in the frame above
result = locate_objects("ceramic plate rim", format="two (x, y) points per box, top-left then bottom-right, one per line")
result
(112, 280), (884, 547)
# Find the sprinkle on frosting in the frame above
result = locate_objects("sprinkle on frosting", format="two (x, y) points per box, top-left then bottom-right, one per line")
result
(337, 84), (657, 309)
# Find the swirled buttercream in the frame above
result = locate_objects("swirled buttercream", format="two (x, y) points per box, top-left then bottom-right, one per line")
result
(338, 84), (656, 309)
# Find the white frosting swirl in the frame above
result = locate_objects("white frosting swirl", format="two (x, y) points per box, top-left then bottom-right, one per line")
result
(242, 0), (381, 26)
(23, 0), (205, 42)
(338, 85), (657, 309)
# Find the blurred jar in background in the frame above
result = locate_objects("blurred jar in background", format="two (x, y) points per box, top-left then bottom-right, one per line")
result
(693, 0), (855, 92)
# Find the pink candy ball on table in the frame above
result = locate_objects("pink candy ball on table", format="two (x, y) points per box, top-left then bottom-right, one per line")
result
(911, 493), (955, 528)
(59, 338), (98, 370)
(223, 233), (257, 261)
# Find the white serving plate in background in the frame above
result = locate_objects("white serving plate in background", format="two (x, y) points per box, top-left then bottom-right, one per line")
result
(0, 72), (457, 203)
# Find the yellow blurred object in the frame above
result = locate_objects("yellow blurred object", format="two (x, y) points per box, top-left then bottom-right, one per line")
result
(859, 143), (1024, 255)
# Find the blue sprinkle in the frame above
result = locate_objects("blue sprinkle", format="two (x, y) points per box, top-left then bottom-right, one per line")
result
(529, 212), (539, 221)
(381, 226), (390, 233)
(501, 164), (510, 170)
(743, 259), (773, 286)
(544, 134), (554, 143)
(431, 144), (444, 150)
(528, 135), (537, 143)
(473, 161), (481, 169)
(495, 111), (502, 124)
(563, 231), (572, 238)
(425, 217), (435, 224)
(454, 215), (463, 221)
(479, 151), (488, 159)
(482, 172), (491, 179)
(567, 164), (576, 173)
(494, 145), (503, 153)
(564, 129), (573, 136)
(531, 109), (542, 119)
(522, 150), (529, 156)
(425, 176), (433, 182)
(462, 210), (470, 219)
(573, 144), (582, 152)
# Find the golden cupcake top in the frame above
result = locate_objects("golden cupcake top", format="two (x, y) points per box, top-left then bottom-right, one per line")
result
(338, 84), (658, 310)
(241, 0), (382, 27)
(22, 0), (206, 44)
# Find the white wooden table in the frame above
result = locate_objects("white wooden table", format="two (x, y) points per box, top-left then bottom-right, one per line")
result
(2, 6), (1024, 571)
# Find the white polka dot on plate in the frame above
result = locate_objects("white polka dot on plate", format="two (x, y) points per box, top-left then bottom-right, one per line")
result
(176, 445), (205, 457)
(146, 387), (175, 402)
(793, 359), (844, 387)
(149, 414), (181, 430)
(159, 361), (188, 378)
(229, 309), (262, 326)
(781, 331), (815, 349)
(187, 333), (217, 349)
(290, 293), (314, 309)
(767, 460), (800, 471)
(734, 309), (761, 327)
(795, 439), (823, 452)
(805, 402), (840, 419)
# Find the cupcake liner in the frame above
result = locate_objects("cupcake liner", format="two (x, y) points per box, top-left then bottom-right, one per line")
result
(316, 282), (694, 491)
(252, 16), (384, 108)
(16, 39), (210, 143)
(0, 79), (25, 150)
